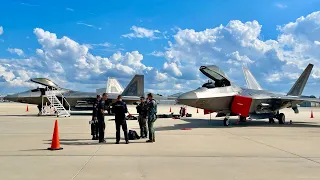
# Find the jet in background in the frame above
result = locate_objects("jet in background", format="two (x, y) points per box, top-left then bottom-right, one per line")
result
(146, 92), (181, 105)
(178, 64), (320, 126)
(96, 77), (124, 95)
(4, 75), (144, 113)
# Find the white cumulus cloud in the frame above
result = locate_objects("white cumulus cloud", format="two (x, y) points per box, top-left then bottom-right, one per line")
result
(0, 26), (3, 35)
(0, 28), (167, 91)
(2, 11), (320, 95)
(149, 51), (165, 57)
(7, 48), (24, 56)
(158, 11), (320, 94)
(275, 3), (287, 9)
(122, 26), (161, 40)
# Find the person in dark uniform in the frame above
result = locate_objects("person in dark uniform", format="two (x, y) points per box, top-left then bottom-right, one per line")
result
(97, 93), (108, 143)
(112, 95), (129, 144)
(136, 96), (148, 138)
(91, 95), (101, 140)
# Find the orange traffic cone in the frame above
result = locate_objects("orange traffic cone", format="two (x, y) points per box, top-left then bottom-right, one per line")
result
(48, 120), (63, 151)
(311, 110), (314, 118)
(197, 108), (199, 113)
(26, 105), (29, 112)
(170, 107), (172, 112)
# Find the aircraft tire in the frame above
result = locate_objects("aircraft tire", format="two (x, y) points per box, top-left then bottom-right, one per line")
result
(278, 113), (285, 124)
(240, 116), (246, 122)
(268, 118), (275, 123)
(223, 118), (230, 126)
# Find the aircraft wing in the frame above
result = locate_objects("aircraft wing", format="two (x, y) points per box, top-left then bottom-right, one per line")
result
(271, 96), (320, 103)
(232, 94), (320, 116)
(122, 96), (140, 101)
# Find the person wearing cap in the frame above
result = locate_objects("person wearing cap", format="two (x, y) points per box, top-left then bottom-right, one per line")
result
(136, 96), (148, 138)
(91, 94), (101, 140)
(112, 95), (129, 144)
(146, 93), (157, 143)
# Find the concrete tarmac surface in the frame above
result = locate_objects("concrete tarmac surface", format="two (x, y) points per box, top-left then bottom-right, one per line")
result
(1, 103), (320, 180)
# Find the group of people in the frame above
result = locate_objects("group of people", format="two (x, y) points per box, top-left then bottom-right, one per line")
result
(90, 93), (157, 144)
(136, 94), (157, 142)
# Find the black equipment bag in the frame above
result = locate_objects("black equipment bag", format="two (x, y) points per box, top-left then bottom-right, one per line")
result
(128, 130), (140, 140)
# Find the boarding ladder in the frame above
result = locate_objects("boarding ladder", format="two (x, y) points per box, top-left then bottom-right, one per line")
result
(41, 87), (71, 117)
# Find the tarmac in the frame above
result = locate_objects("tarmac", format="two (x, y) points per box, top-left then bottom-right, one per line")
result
(1, 102), (320, 180)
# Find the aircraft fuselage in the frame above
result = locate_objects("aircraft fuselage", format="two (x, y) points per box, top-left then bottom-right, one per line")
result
(177, 85), (291, 119)
(4, 89), (140, 111)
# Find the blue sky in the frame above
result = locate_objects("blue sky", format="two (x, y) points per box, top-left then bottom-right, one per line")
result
(1, 0), (320, 96)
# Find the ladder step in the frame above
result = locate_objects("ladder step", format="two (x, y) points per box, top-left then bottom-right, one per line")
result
(44, 90), (70, 117)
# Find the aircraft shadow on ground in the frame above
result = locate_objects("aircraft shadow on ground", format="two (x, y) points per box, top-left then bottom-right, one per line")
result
(155, 118), (320, 131)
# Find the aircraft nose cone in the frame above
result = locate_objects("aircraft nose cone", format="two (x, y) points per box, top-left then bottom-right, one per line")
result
(3, 94), (18, 102)
(177, 91), (198, 106)
(178, 91), (197, 100)
(3, 95), (14, 101)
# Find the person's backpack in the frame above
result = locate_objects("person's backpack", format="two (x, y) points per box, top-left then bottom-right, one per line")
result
(128, 130), (140, 140)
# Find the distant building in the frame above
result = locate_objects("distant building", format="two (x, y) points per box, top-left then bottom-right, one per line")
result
(299, 95), (320, 107)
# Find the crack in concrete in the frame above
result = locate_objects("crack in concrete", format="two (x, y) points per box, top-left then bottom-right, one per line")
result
(71, 144), (103, 180)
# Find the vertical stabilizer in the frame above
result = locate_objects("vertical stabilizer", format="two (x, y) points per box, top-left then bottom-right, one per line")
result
(121, 75), (144, 97)
(106, 77), (124, 94)
(287, 64), (313, 96)
(242, 66), (263, 90)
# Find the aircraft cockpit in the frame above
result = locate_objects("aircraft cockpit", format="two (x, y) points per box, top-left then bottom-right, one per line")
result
(199, 65), (232, 88)
(201, 79), (231, 89)
(31, 87), (46, 96)
(202, 81), (215, 88)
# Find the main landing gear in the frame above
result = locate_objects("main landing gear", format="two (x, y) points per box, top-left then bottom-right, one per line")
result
(239, 116), (247, 122)
(269, 112), (285, 124)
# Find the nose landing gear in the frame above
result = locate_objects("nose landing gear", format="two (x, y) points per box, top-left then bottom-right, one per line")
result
(223, 117), (230, 126)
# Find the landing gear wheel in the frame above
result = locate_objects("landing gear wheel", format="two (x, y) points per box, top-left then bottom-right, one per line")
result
(240, 116), (246, 122)
(278, 113), (285, 124)
(223, 118), (230, 126)
(268, 118), (275, 123)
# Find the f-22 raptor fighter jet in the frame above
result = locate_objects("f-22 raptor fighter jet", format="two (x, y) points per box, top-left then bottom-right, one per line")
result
(177, 64), (320, 126)
(4, 75), (144, 115)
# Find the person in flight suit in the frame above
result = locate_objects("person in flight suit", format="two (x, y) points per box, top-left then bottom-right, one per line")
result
(146, 93), (157, 143)
(91, 95), (101, 140)
(112, 95), (129, 144)
(136, 96), (148, 138)
(97, 93), (108, 143)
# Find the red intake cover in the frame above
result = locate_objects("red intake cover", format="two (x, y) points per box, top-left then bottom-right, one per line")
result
(204, 109), (214, 115)
(231, 95), (252, 117)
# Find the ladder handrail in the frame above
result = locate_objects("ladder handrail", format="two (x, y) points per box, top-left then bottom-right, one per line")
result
(44, 86), (71, 116)
(46, 86), (71, 113)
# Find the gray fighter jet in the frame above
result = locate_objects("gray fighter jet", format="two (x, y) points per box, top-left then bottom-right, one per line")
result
(177, 64), (320, 126)
(4, 75), (144, 113)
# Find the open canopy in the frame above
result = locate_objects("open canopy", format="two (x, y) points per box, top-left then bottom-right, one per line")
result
(29, 78), (59, 88)
(199, 65), (231, 87)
